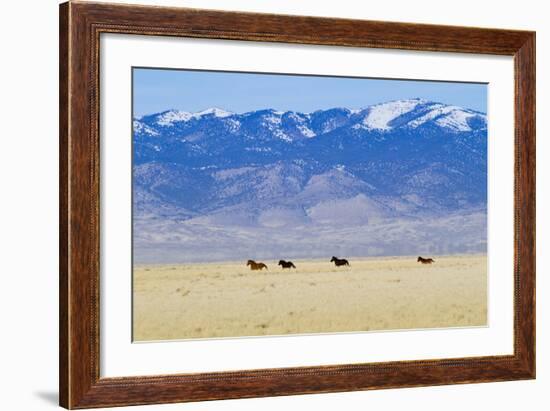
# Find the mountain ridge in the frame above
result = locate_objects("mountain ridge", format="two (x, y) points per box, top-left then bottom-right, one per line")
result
(135, 98), (486, 138)
(132, 99), (487, 263)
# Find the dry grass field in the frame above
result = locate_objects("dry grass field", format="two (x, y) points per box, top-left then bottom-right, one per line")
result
(133, 254), (487, 341)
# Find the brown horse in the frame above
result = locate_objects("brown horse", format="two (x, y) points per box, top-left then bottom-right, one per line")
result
(247, 260), (268, 270)
(330, 256), (350, 267)
(278, 260), (296, 269)
(417, 256), (435, 264)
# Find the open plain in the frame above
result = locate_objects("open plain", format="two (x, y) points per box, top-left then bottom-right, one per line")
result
(133, 254), (487, 341)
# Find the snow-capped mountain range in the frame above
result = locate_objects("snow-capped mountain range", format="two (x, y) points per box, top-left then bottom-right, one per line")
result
(132, 99), (487, 263)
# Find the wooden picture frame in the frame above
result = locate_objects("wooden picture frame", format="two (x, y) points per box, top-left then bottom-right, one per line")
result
(59, 1), (535, 408)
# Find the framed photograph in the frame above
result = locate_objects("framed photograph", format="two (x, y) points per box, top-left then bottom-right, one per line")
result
(59, 2), (535, 408)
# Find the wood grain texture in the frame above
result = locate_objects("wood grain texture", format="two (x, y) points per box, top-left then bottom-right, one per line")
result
(59, 1), (536, 408)
(514, 34), (536, 375)
(59, 2), (69, 407)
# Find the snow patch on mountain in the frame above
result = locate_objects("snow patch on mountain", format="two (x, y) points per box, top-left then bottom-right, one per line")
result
(133, 120), (159, 136)
(196, 107), (233, 118)
(406, 104), (449, 127)
(224, 118), (241, 133)
(321, 118), (343, 133)
(435, 110), (480, 132)
(263, 114), (282, 126)
(156, 110), (193, 126)
(359, 99), (426, 131)
(288, 113), (316, 138)
(298, 124), (316, 137)
(262, 113), (292, 142)
(155, 107), (233, 126)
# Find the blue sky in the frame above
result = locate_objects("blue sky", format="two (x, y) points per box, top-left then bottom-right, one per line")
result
(133, 67), (487, 117)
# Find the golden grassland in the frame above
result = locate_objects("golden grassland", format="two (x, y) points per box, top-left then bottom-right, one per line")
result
(133, 254), (487, 341)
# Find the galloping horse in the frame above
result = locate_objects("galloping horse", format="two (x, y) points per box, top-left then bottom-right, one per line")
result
(247, 260), (268, 270)
(278, 260), (296, 269)
(330, 256), (350, 267)
(417, 256), (435, 264)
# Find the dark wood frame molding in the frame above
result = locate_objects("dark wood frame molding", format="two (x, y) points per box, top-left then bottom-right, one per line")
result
(59, 1), (536, 408)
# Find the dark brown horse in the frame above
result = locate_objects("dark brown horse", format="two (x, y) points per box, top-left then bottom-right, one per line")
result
(330, 256), (350, 267)
(247, 260), (268, 270)
(417, 256), (435, 264)
(278, 260), (296, 269)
